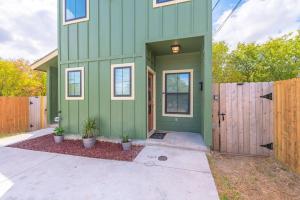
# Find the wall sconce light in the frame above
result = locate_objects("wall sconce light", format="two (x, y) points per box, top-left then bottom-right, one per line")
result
(171, 44), (181, 54)
(199, 81), (203, 91)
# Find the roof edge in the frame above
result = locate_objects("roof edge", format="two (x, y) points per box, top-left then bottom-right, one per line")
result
(31, 49), (58, 70)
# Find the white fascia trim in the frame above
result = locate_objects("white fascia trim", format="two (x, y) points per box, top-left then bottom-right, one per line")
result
(31, 50), (58, 70)
(63, 0), (90, 25)
(153, 0), (190, 8)
(111, 63), (135, 101)
(162, 69), (193, 118)
(65, 67), (85, 101)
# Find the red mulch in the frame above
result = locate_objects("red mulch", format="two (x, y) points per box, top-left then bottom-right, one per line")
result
(8, 135), (144, 162)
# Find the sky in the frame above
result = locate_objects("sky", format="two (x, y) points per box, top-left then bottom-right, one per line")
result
(0, 0), (300, 62)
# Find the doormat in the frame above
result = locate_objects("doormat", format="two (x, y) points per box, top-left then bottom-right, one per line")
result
(150, 131), (167, 139)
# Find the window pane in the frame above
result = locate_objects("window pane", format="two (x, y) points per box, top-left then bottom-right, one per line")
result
(122, 68), (130, 82)
(65, 0), (86, 21)
(178, 73), (189, 93)
(122, 81), (131, 96)
(74, 83), (81, 96)
(69, 83), (75, 96)
(74, 71), (81, 84)
(66, 0), (76, 21)
(76, 0), (86, 18)
(68, 70), (82, 97)
(166, 94), (177, 113)
(157, 0), (175, 3)
(178, 94), (189, 113)
(114, 67), (132, 97)
(166, 74), (177, 93)
(115, 82), (123, 96)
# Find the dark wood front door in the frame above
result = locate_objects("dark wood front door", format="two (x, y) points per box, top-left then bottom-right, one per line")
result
(148, 72), (154, 132)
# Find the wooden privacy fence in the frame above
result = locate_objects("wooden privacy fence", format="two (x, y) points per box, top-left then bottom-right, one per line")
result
(213, 82), (273, 156)
(0, 96), (47, 134)
(274, 78), (300, 173)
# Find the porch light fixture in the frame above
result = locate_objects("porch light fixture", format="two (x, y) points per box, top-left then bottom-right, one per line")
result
(171, 44), (181, 54)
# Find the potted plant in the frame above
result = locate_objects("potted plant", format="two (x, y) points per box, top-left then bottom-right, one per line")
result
(53, 127), (64, 144)
(82, 118), (97, 149)
(121, 135), (132, 151)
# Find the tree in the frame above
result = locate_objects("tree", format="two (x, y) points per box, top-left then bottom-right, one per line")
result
(213, 31), (300, 83)
(0, 59), (46, 96)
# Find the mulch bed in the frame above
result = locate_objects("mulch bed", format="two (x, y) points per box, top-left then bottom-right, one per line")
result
(8, 135), (144, 162)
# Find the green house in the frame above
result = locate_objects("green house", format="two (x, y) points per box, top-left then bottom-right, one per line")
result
(32, 0), (212, 146)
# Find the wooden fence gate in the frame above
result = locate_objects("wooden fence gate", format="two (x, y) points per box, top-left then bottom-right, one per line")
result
(213, 82), (273, 156)
(29, 96), (47, 131)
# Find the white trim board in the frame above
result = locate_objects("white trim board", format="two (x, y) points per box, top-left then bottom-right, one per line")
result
(63, 0), (90, 25)
(65, 67), (85, 101)
(153, 0), (190, 8)
(162, 69), (193, 118)
(111, 63), (135, 101)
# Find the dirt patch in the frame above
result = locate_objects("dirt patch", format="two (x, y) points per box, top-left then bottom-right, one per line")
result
(9, 135), (144, 162)
(207, 152), (300, 200)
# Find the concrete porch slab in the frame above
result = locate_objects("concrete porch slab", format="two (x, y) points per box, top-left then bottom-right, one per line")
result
(146, 132), (208, 151)
(134, 145), (211, 172)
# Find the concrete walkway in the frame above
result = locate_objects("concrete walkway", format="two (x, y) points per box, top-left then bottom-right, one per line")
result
(0, 128), (54, 147)
(0, 130), (219, 200)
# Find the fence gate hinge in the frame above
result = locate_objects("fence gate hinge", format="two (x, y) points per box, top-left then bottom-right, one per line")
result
(260, 143), (273, 150)
(260, 93), (272, 100)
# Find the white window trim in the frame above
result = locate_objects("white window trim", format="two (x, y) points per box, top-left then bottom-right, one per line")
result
(111, 63), (135, 101)
(65, 67), (85, 100)
(162, 69), (193, 118)
(153, 0), (190, 8)
(63, 0), (90, 25)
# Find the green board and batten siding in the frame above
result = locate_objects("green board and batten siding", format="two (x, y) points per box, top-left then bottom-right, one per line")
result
(57, 0), (212, 145)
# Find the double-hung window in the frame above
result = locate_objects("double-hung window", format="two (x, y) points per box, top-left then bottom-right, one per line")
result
(163, 69), (193, 117)
(63, 0), (89, 25)
(153, 0), (190, 8)
(111, 63), (135, 100)
(65, 67), (84, 100)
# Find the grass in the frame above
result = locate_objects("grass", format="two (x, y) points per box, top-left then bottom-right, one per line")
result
(207, 152), (300, 200)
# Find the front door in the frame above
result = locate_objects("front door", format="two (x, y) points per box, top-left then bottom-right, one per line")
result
(148, 71), (154, 132)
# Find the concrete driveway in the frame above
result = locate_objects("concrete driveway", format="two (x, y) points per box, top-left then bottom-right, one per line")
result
(0, 134), (219, 200)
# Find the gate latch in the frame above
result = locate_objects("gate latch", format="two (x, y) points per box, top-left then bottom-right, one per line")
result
(218, 112), (226, 121)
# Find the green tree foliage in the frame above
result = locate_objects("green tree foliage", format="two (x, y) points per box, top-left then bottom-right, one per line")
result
(0, 59), (46, 96)
(213, 32), (300, 83)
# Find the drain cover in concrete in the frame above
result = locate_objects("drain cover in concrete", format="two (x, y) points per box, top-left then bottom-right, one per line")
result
(158, 156), (168, 161)
(150, 132), (167, 139)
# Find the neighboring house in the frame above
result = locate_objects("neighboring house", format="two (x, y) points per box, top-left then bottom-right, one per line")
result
(32, 0), (212, 146)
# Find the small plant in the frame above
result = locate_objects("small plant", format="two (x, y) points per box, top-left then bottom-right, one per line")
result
(121, 135), (132, 151)
(122, 135), (130, 143)
(54, 127), (64, 136)
(82, 118), (97, 139)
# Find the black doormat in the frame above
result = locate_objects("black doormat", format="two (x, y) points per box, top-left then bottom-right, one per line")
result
(150, 131), (167, 139)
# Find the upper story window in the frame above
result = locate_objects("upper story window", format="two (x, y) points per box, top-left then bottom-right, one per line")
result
(63, 0), (89, 25)
(111, 63), (135, 101)
(65, 67), (85, 100)
(153, 0), (190, 8)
